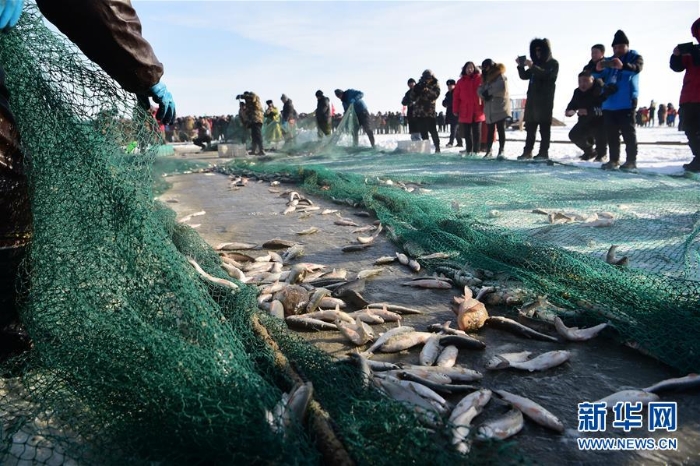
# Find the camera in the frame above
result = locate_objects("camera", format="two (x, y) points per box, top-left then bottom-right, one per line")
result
(235, 94), (243, 100)
(600, 59), (616, 68)
(517, 55), (527, 66)
(678, 42), (695, 54)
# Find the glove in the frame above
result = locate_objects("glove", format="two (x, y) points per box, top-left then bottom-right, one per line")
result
(602, 83), (618, 97)
(138, 82), (176, 125)
(0, 0), (23, 29)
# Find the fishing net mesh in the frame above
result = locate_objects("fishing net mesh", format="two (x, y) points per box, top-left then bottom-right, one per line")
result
(1, 7), (516, 466)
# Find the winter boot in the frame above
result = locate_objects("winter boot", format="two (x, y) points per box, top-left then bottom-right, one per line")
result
(517, 150), (533, 160)
(601, 161), (620, 170)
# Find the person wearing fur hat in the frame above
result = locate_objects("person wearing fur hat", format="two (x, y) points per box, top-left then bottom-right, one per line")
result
(516, 38), (559, 160)
(592, 29), (643, 171)
(334, 89), (375, 147)
(410, 69), (442, 153)
(314, 90), (332, 138)
(670, 18), (700, 173)
(478, 59), (511, 158)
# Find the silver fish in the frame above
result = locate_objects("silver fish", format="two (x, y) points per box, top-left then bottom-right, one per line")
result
(356, 268), (384, 280)
(337, 320), (371, 346)
(304, 308), (354, 324)
(485, 351), (532, 370)
(305, 288), (331, 313)
(374, 255), (397, 265)
(396, 253), (409, 265)
(285, 315), (337, 331)
(363, 325), (415, 355)
(449, 388), (492, 424)
(318, 296), (347, 309)
(476, 409), (524, 441)
(263, 239), (297, 249)
(296, 227), (319, 235)
(494, 389), (565, 433)
(419, 335), (442, 366)
(643, 373), (700, 394)
(436, 345), (459, 368)
(282, 244), (304, 263)
(606, 245), (629, 266)
(595, 389), (660, 407)
(554, 317), (608, 342)
(215, 241), (257, 251)
(187, 257), (238, 291)
(408, 259), (421, 272)
(335, 218), (360, 227)
(282, 205), (296, 215)
(379, 331), (433, 353)
(438, 334), (486, 350)
(401, 279), (452, 289)
(356, 306), (401, 322)
(492, 350), (571, 372)
(366, 303), (423, 315)
(485, 316), (559, 342)
(347, 309), (384, 325)
(269, 300), (285, 319)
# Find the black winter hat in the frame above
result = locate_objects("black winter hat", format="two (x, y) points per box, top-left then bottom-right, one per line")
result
(266, 99), (273, 105)
(446, 79), (456, 85)
(481, 58), (494, 69)
(315, 90), (324, 98)
(612, 30), (629, 46)
(407, 78), (416, 85)
(334, 89), (343, 97)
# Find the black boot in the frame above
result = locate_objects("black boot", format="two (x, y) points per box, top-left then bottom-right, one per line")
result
(517, 150), (533, 160)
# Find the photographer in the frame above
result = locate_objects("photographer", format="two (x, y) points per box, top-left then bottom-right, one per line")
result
(670, 17), (700, 173)
(565, 71), (608, 161)
(516, 38), (559, 160)
(401, 78), (421, 141)
(410, 69), (441, 153)
(593, 30), (643, 171)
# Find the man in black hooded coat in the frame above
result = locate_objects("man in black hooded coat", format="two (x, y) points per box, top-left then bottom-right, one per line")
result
(517, 38), (559, 160)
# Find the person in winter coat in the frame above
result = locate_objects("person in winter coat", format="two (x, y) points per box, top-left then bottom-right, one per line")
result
(517, 38), (559, 160)
(452, 61), (485, 155)
(263, 100), (283, 145)
(280, 94), (298, 143)
(649, 100), (656, 127)
(334, 88), (375, 147)
(583, 44), (606, 73)
(671, 18), (700, 172)
(238, 91), (265, 155)
(1, 0), (176, 351)
(314, 90), (332, 138)
(442, 79), (462, 148)
(401, 78), (421, 141)
(478, 59), (511, 158)
(658, 103), (667, 127)
(410, 69), (441, 153)
(565, 71), (609, 161)
(592, 30), (643, 171)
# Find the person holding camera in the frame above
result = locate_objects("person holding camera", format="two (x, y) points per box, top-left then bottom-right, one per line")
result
(401, 78), (422, 141)
(453, 62), (484, 156)
(410, 69), (441, 153)
(592, 30), (643, 171)
(478, 59), (511, 158)
(671, 18), (700, 173)
(516, 38), (559, 160)
(236, 92), (265, 156)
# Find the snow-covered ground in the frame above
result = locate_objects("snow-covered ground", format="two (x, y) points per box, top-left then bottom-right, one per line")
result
(370, 125), (692, 176)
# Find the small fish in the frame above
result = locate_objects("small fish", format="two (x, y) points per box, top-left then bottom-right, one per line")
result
(177, 210), (206, 223)
(363, 325), (415, 355)
(643, 373), (700, 394)
(595, 389), (660, 407)
(336, 319), (371, 346)
(374, 256), (397, 265)
(187, 257), (238, 291)
(586, 218), (614, 227)
(283, 205), (296, 215)
(347, 309), (384, 325)
(408, 259), (421, 272)
(531, 208), (549, 215)
(485, 316), (559, 342)
(356, 268), (384, 280)
(396, 253), (409, 265)
(357, 235), (375, 244)
(282, 244), (304, 263)
(417, 252), (456, 260)
(352, 225), (376, 233)
(494, 389), (565, 433)
(318, 296), (347, 309)
(449, 388), (492, 424)
(366, 303), (423, 315)
(392, 368), (452, 385)
(356, 305), (401, 322)
(438, 334), (486, 350)
(378, 331), (433, 353)
(426, 321), (468, 337)
(221, 262), (246, 281)
(321, 209), (338, 215)
(490, 350), (571, 372)
(165, 198), (179, 203)
(476, 409), (524, 441)
(305, 288), (331, 313)
(285, 315), (338, 331)
(269, 300), (285, 319)
(398, 372), (478, 395)
(269, 382), (313, 437)
(485, 351), (532, 370)
(270, 180), (281, 187)
(304, 308), (354, 324)
(418, 366), (483, 383)
(296, 227), (319, 235)
(216, 241), (257, 251)
(436, 345), (459, 368)
(401, 279), (452, 289)
(419, 335), (443, 366)
(264, 239), (297, 249)
(554, 317), (608, 342)
(342, 244), (373, 253)
(606, 245), (629, 266)
(373, 375), (441, 415)
(296, 206), (320, 213)
(334, 218), (360, 227)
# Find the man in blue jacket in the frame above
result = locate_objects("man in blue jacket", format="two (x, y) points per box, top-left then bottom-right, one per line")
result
(593, 30), (643, 170)
(335, 89), (376, 148)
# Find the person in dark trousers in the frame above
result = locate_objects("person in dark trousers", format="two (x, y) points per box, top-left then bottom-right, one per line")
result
(670, 17), (700, 173)
(334, 88), (375, 147)
(517, 38), (558, 160)
(401, 78), (421, 141)
(478, 59), (511, 158)
(238, 91), (264, 155)
(280, 94), (297, 143)
(453, 61), (485, 155)
(593, 30), (643, 171)
(410, 69), (441, 153)
(581, 44), (608, 161)
(442, 79), (462, 148)
(565, 71), (609, 161)
(649, 100), (656, 127)
(314, 90), (332, 138)
(0, 0), (176, 355)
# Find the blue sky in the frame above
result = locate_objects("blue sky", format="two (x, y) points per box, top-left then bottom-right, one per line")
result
(127, 1), (699, 118)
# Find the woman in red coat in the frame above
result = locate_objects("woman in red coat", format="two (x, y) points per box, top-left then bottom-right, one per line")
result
(452, 61), (486, 155)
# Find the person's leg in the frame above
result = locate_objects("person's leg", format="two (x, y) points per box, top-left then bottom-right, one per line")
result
(519, 122), (537, 159)
(496, 119), (506, 156)
(602, 111), (621, 169)
(472, 122), (482, 154)
(485, 122), (496, 156)
(680, 104), (700, 170)
(569, 121), (595, 159)
(447, 122), (457, 146)
(428, 117), (440, 152)
(594, 118), (608, 161)
(619, 109), (638, 169)
(535, 121), (551, 158)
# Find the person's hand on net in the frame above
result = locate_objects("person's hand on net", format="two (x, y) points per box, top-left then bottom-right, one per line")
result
(138, 82), (176, 125)
(0, 0), (23, 30)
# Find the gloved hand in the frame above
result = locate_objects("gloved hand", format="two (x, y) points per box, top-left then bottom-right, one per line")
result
(0, 0), (23, 30)
(138, 82), (176, 125)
